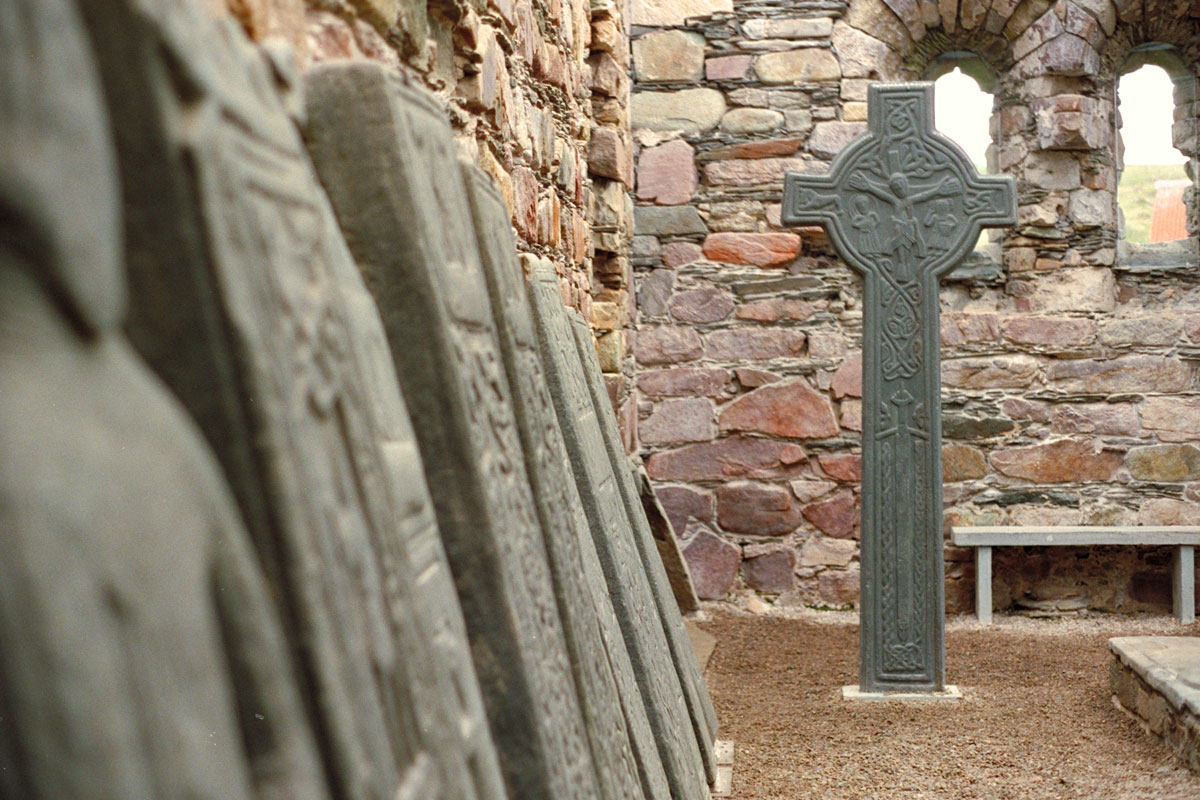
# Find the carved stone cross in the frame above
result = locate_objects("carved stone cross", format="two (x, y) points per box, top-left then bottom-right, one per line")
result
(783, 83), (1015, 694)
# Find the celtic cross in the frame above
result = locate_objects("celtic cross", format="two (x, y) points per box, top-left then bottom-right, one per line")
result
(783, 83), (1015, 694)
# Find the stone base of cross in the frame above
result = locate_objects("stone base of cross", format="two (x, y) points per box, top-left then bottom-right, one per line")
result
(783, 83), (1016, 694)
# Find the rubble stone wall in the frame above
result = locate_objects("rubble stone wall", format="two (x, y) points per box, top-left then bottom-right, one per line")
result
(629, 0), (1200, 614)
(218, 0), (633, 324)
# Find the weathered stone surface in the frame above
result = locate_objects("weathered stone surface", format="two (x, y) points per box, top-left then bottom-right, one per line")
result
(704, 137), (804, 160)
(1142, 397), (1200, 442)
(829, 22), (902, 78)
(636, 465), (703, 616)
(942, 415), (1016, 439)
(790, 478), (838, 502)
(940, 312), (1000, 346)
(741, 546), (797, 592)
(1068, 187), (1113, 227)
(720, 107), (785, 134)
(1049, 402), (1140, 436)
(817, 453), (861, 482)
(633, 30), (705, 82)
(942, 443), (987, 481)
(646, 435), (808, 481)
(808, 330), (847, 359)
(799, 536), (857, 567)
(754, 48), (841, 84)
(807, 121), (868, 158)
(569, 313), (718, 780)
(702, 232), (801, 266)
(706, 54), (753, 80)
(662, 241), (704, 267)
(683, 531), (742, 599)
(632, 0), (733, 26)
(831, 351), (863, 397)
(802, 490), (858, 538)
(528, 265), (712, 798)
(638, 140), (698, 205)
(0, 6), (327, 796)
(942, 355), (1040, 388)
(1024, 151), (1081, 190)
(639, 270), (675, 318)
(840, 398), (863, 431)
(590, 126), (634, 185)
(632, 89), (727, 135)
(1048, 355), (1192, 393)
(735, 297), (815, 322)
(706, 328), (807, 360)
(640, 397), (715, 444)
(635, 326), (704, 364)
(1138, 498), (1200, 525)
(306, 67), (595, 800)
(637, 367), (727, 397)
(466, 176), (651, 800)
(657, 485), (716, 533)
(744, 17), (834, 38)
(704, 156), (806, 185)
(716, 481), (804, 535)
(669, 288), (735, 323)
(736, 367), (781, 387)
(635, 205), (708, 236)
(990, 440), (1122, 482)
(719, 379), (839, 438)
(1002, 315), (1096, 347)
(1125, 444), (1200, 482)
(1029, 267), (1116, 312)
(1100, 317), (1184, 347)
(818, 566), (861, 606)
(781, 84), (1016, 694)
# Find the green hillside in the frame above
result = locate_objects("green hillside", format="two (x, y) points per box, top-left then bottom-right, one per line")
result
(1118, 163), (1189, 243)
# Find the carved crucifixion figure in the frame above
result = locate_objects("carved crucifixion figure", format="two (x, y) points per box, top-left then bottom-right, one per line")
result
(783, 83), (1015, 694)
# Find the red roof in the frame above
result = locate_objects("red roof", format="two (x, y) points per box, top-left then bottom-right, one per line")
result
(1149, 179), (1190, 243)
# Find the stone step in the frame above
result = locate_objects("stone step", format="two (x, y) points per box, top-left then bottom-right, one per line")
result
(1109, 636), (1200, 773)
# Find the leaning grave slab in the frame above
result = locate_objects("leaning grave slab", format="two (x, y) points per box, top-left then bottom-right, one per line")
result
(782, 83), (1016, 695)
(0, 1), (324, 795)
(636, 461), (703, 616)
(527, 262), (714, 800)
(569, 312), (720, 763)
(302, 62), (602, 800)
(76, 1), (501, 796)
(462, 164), (674, 800)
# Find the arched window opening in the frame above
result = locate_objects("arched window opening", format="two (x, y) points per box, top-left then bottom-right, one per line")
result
(934, 66), (992, 170)
(930, 59), (996, 253)
(1117, 62), (1189, 245)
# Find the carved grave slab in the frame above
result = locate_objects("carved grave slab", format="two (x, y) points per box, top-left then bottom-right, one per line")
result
(461, 166), (665, 800)
(635, 462), (702, 615)
(307, 74), (507, 800)
(527, 263), (712, 800)
(569, 314), (720, 773)
(782, 83), (1016, 693)
(0, 1), (324, 796)
(76, 1), (493, 796)
(300, 62), (599, 800)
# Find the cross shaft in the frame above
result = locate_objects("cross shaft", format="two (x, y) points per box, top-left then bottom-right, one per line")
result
(783, 82), (1016, 692)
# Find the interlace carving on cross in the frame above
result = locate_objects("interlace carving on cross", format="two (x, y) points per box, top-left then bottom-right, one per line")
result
(782, 82), (1016, 693)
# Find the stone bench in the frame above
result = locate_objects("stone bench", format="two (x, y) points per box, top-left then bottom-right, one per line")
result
(949, 526), (1199, 625)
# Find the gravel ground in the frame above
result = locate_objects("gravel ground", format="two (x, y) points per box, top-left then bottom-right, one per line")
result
(697, 605), (1200, 799)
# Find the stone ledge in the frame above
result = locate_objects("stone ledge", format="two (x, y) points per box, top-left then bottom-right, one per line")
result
(1116, 238), (1200, 273)
(842, 684), (963, 701)
(1109, 636), (1200, 772)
